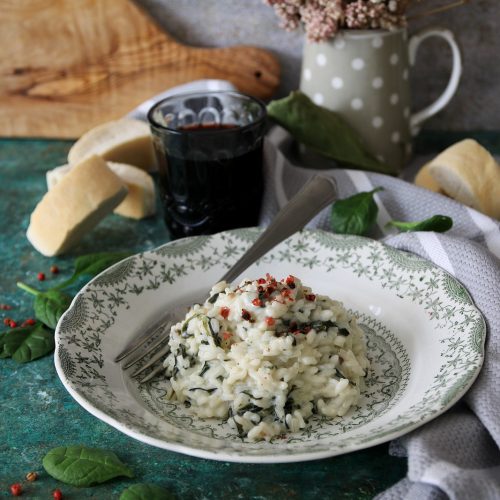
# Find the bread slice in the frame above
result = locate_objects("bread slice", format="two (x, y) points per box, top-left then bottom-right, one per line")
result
(67, 119), (157, 172)
(425, 139), (500, 219)
(27, 155), (127, 256)
(46, 162), (156, 220)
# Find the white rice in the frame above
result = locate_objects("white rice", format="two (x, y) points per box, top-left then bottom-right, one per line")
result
(162, 274), (369, 441)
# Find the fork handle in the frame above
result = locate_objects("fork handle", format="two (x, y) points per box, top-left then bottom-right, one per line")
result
(220, 175), (337, 284)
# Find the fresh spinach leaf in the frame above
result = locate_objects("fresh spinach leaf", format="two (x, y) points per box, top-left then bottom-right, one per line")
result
(120, 484), (175, 500)
(42, 445), (134, 486)
(0, 323), (54, 363)
(54, 251), (132, 289)
(34, 290), (73, 329)
(267, 92), (397, 175)
(388, 215), (453, 233)
(331, 188), (383, 235)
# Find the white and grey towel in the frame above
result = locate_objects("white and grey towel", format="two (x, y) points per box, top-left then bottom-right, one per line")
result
(260, 128), (500, 500)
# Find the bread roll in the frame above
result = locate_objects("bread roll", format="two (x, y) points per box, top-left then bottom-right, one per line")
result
(46, 162), (156, 220)
(414, 163), (444, 193)
(425, 139), (500, 219)
(68, 119), (157, 172)
(27, 155), (127, 256)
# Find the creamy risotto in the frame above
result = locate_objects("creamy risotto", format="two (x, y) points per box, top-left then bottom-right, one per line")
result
(162, 274), (369, 441)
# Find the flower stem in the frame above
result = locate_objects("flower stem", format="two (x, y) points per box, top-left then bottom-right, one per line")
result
(408, 0), (469, 20)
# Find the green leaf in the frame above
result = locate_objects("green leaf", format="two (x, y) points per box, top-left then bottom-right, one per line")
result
(331, 188), (383, 235)
(42, 445), (134, 487)
(267, 91), (397, 175)
(0, 324), (54, 362)
(34, 290), (73, 329)
(120, 484), (176, 500)
(54, 251), (132, 289)
(388, 215), (453, 233)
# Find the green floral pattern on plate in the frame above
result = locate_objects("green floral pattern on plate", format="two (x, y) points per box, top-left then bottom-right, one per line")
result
(55, 229), (485, 462)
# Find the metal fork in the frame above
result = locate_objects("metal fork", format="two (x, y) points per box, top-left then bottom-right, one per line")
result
(114, 174), (337, 383)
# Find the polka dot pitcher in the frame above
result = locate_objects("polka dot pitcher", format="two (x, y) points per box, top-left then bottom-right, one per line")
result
(300, 28), (462, 173)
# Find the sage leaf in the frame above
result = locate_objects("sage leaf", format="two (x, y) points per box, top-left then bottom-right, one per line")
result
(0, 324), (54, 362)
(34, 290), (73, 329)
(54, 251), (132, 289)
(120, 484), (176, 500)
(267, 92), (397, 175)
(331, 188), (383, 235)
(388, 215), (453, 233)
(42, 445), (134, 486)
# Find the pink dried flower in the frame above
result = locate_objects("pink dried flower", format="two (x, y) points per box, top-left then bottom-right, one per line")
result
(264, 0), (464, 42)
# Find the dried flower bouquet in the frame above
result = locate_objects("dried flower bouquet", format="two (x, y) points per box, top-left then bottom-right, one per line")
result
(264, 0), (469, 42)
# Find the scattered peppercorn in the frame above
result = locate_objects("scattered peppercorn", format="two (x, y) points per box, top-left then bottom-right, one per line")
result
(52, 489), (63, 500)
(21, 318), (36, 327)
(25, 471), (38, 482)
(9, 320), (17, 328)
(50, 265), (59, 274)
(9, 483), (22, 496)
(305, 294), (316, 301)
(37, 272), (45, 281)
(241, 309), (252, 321)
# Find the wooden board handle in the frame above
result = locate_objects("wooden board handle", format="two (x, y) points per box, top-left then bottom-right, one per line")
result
(0, 0), (280, 138)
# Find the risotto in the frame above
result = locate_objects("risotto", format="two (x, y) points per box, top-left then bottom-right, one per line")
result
(162, 274), (369, 441)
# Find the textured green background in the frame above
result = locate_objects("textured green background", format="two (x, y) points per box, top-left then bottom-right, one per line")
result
(1, 133), (497, 499)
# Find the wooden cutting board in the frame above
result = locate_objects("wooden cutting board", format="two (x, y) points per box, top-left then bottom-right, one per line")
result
(0, 0), (280, 138)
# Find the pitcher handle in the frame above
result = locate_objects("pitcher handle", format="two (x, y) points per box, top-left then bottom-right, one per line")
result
(409, 28), (462, 135)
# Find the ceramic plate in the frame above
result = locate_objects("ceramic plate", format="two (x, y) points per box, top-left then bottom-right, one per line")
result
(55, 229), (485, 463)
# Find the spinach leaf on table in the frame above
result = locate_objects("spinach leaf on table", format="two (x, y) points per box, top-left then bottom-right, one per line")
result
(331, 188), (382, 235)
(267, 91), (397, 175)
(388, 215), (453, 233)
(42, 445), (134, 487)
(0, 323), (54, 363)
(34, 290), (73, 329)
(120, 484), (176, 500)
(17, 283), (73, 329)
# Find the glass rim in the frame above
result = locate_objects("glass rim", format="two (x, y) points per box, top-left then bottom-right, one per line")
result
(147, 90), (267, 135)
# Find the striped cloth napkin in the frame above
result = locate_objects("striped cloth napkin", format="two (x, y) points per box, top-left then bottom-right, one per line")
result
(260, 128), (500, 500)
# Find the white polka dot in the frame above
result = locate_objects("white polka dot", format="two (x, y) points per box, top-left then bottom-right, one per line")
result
(404, 107), (410, 118)
(372, 116), (384, 129)
(331, 77), (344, 89)
(372, 77), (384, 89)
(351, 98), (364, 110)
(372, 36), (383, 49)
(351, 58), (365, 71)
(316, 53), (327, 66)
(390, 53), (399, 65)
(303, 68), (312, 81)
(334, 38), (345, 50)
(391, 131), (401, 143)
(377, 154), (386, 162)
(390, 94), (399, 105)
(403, 69), (409, 80)
(313, 93), (324, 105)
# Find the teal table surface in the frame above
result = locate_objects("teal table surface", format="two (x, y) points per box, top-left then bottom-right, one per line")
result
(1, 132), (498, 499)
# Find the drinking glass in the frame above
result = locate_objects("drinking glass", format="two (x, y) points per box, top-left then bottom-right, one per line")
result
(148, 91), (267, 239)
